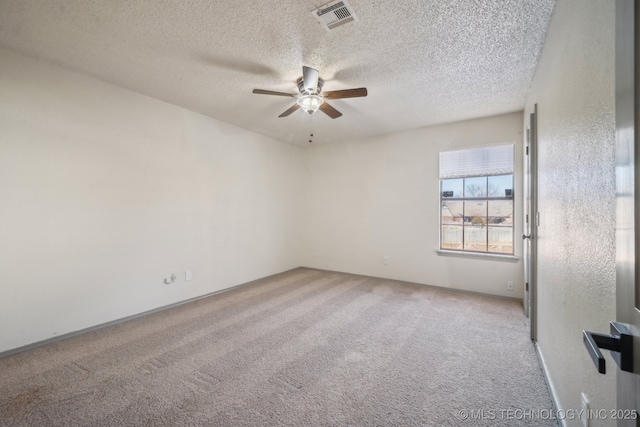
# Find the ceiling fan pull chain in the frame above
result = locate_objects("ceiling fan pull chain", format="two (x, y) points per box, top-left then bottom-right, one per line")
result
(309, 114), (314, 143)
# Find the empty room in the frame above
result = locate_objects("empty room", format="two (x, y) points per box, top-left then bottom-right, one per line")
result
(1, 0), (637, 425)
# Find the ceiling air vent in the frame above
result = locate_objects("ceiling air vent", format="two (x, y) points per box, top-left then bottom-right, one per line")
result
(312, 0), (358, 31)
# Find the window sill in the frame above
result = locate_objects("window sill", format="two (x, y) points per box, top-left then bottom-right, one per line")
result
(435, 249), (520, 262)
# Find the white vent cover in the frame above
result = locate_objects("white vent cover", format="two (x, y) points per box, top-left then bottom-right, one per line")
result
(312, 0), (358, 31)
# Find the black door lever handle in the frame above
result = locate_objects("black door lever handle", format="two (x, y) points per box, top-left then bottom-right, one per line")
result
(583, 322), (633, 374)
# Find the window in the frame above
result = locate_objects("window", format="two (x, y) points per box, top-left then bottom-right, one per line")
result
(439, 144), (514, 255)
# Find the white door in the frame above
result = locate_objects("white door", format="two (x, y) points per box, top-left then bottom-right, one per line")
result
(585, 1), (640, 422)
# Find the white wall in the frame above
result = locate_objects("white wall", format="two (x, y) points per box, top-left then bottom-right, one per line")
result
(300, 112), (525, 298)
(0, 47), (531, 356)
(524, 0), (616, 424)
(0, 48), (303, 353)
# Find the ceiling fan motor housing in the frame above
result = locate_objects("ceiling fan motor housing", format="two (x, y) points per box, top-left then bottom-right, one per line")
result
(297, 77), (324, 95)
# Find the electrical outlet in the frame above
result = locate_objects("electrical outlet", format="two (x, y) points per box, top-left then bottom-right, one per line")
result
(507, 281), (514, 291)
(580, 393), (590, 427)
(383, 256), (389, 265)
(185, 270), (192, 281)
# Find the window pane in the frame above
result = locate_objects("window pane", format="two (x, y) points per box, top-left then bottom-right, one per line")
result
(441, 201), (463, 224)
(488, 226), (513, 254)
(488, 200), (513, 254)
(463, 200), (487, 252)
(487, 200), (513, 225)
(488, 174), (513, 197)
(441, 225), (463, 250)
(441, 201), (463, 250)
(441, 178), (463, 198)
(464, 177), (486, 198)
(464, 200), (486, 223)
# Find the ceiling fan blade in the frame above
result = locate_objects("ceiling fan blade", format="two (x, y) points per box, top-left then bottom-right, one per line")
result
(302, 66), (319, 93)
(322, 87), (368, 99)
(253, 89), (297, 97)
(319, 102), (342, 119)
(279, 103), (300, 117)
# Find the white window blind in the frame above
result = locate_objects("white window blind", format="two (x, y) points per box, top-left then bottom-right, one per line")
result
(439, 144), (514, 178)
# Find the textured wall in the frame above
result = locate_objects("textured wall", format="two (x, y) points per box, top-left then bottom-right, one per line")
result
(524, 0), (616, 424)
(0, 48), (303, 353)
(300, 112), (525, 298)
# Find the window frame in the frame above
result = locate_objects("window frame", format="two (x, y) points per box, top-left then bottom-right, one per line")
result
(439, 144), (515, 256)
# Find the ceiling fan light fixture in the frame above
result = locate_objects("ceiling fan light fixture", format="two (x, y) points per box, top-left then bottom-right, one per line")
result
(297, 94), (324, 114)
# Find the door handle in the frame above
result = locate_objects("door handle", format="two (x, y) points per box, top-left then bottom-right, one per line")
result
(522, 234), (531, 240)
(583, 322), (633, 374)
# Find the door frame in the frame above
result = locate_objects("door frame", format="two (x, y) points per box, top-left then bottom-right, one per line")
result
(615, 0), (639, 419)
(524, 105), (538, 341)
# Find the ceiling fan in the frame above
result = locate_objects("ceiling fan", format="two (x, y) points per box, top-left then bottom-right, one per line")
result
(252, 66), (367, 119)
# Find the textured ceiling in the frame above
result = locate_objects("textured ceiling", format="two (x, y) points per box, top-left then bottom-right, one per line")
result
(0, 0), (555, 145)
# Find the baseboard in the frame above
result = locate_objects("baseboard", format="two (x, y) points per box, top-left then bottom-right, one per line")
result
(302, 266), (523, 303)
(534, 342), (565, 427)
(0, 267), (301, 359)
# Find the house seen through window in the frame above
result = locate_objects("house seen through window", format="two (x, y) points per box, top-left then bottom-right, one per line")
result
(439, 144), (514, 255)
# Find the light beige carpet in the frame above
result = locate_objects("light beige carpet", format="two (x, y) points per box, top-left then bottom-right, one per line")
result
(0, 268), (555, 426)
